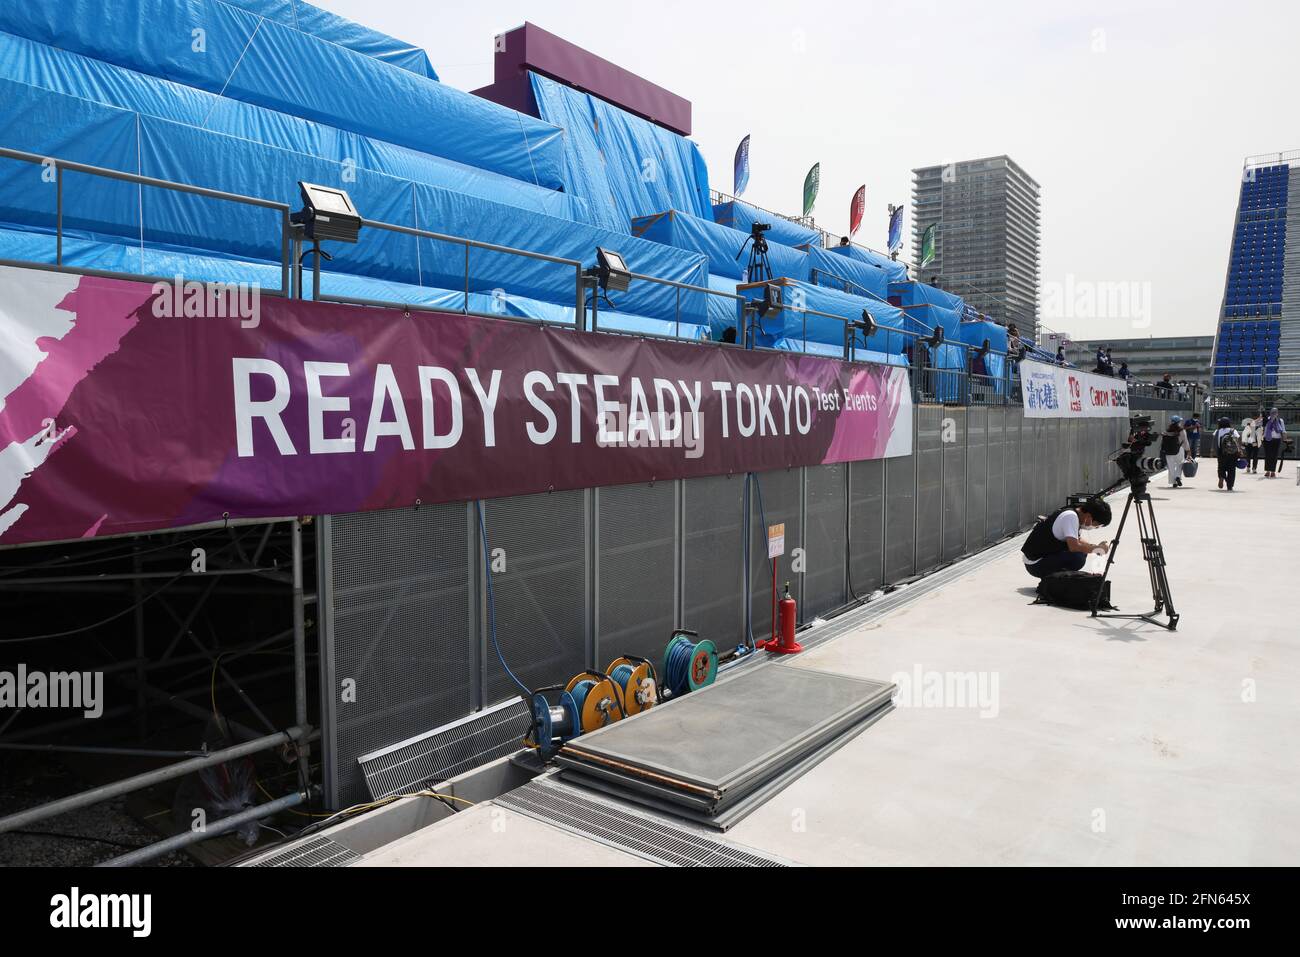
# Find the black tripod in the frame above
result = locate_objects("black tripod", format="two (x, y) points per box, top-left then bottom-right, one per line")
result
(1090, 477), (1178, 630)
(735, 223), (773, 283)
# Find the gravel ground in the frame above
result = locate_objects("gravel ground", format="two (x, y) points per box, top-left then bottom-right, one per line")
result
(0, 757), (194, 867)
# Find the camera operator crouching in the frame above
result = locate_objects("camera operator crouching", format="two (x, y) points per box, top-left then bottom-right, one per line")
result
(1021, 497), (1113, 579)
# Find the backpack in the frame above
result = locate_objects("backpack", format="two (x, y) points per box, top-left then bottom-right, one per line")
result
(1160, 432), (1180, 455)
(1218, 431), (1240, 457)
(1034, 571), (1114, 611)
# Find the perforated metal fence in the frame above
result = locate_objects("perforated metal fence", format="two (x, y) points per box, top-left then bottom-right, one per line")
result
(318, 408), (1128, 807)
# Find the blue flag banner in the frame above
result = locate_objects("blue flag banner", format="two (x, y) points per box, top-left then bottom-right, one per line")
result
(888, 205), (904, 253)
(734, 135), (751, 197)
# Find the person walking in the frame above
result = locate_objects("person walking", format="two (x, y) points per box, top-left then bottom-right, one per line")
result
(1242, 414), (1262, 473)
(1185, 415), (1202, 459)
(1261, 406), (1287, 478)
(1160, 415), (1190, 488)
(1213, 416), (1242, 491)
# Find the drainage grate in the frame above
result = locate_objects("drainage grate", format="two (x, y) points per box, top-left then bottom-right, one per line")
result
(358, 698), (531, 800)
(245, 835), (360, 868)
(494, 778), (790, 867)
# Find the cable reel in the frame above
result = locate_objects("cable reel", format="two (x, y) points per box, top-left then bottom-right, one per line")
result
(606, 656), (658, 716)
(525, 685), (580, 761)
(564, 670), (624, 733)
(661, 629), (718, 699)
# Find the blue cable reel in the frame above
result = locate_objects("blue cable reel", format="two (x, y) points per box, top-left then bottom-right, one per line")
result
(525, 685), (581, 761)
(661, 629), (718, 699)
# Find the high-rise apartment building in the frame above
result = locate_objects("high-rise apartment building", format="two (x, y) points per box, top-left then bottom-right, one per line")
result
(912, 155), (1041, 337)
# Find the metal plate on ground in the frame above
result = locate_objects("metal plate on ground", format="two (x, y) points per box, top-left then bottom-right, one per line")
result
(495, 777), (792, 866)
(557, 665), (895, 804)
(562, 702), (894, 830)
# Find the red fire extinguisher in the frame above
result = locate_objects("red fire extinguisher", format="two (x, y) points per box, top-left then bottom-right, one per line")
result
(765, 582), (803, 655)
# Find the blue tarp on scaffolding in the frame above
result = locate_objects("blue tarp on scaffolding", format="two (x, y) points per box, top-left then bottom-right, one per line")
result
(805, 245), (891, 300)
(0, 40), (585, 221)
(0, 83), (707, 324)
(712, 200), (822, 249)
(737, 280), (911, 355)
(218, 0), (438, 78)
(631, 209), (809, 282)
(830, 243), (908, 283)
(0, 224), (710, 341)
(0, 0), (564, 188)
(530, 73), (712, 234)
(770, 339), (908, 367)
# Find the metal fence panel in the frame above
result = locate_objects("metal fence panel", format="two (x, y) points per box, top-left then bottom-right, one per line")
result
(986, 406), (1006, 541)
(596, 482), (677, 665)
(884, 451), (916, 582)
(914, 405), (944, 573)
(317, 398), (1130, 809)
(481, 490), (589, 706)
(943, 407), (967, 561)
(804, 463), (848, 619)
(682, 474), (746, 651)
(848, 459), (885, 594)
(749, 468), (803, 635)
(965, 406), (988, 549)
(322, 503), (473, 808)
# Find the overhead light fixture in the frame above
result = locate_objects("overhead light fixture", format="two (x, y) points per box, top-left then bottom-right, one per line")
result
(292, 181), (362, 244)
(595, 247), (631, 294)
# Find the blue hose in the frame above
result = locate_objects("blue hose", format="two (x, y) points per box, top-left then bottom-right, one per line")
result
(663, 635), (697, 697)
(476, 501), (530, 698)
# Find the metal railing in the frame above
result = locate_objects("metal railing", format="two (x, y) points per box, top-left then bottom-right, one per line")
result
(0, 145), (293, 297)
(1210, 365), (1300, 393)
(0, 145), (1036, 407)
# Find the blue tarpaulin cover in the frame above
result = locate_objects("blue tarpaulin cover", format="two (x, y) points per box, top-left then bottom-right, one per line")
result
(530, 72), (712, 233)
(0, 37), (584, 220)
(0, 78), (706, 325)
(631, 209), (809, 282)
(830, 243), (908, 283)
(888, 280), (966, 340)
(0, 0), (564, 188)
(218, 0), (438, 78)
(0, 225), (708, 341)
(736, 280), (912, 355)
(805, 244), (890, 300)
(712, 200), (822, 249)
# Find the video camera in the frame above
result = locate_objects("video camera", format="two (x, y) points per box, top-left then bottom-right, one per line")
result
(1107, 414), (1163, 494)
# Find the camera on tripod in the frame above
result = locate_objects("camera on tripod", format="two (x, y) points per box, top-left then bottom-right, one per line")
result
(1108, 414), (1164, 493)
(736, 221), (774, 282)
(1090, 413), (1179, 630)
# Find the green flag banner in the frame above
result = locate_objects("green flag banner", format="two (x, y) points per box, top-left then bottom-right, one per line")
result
(803, 163), (820, 217)
(921, 223), (936, 268)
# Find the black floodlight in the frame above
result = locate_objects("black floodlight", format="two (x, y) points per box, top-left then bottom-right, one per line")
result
(757, 282), (781, 317)
(978, 338), (991, 357)
(292, 181), (362, 244)
(927, 324), (944, 348)
(858, 309), (877, 338)
(595, 247), (631, 293)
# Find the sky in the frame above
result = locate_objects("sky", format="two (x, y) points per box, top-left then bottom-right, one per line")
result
(317, 0), (1297, 342)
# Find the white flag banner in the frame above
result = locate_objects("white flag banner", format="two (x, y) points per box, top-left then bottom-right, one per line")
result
(1020, 360), (1130, 419)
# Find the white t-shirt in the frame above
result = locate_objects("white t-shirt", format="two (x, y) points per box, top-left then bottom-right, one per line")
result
(1023, 509), (1080, 565)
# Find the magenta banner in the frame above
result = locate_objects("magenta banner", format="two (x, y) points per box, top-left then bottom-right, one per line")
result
(0, 266), (912, 546)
